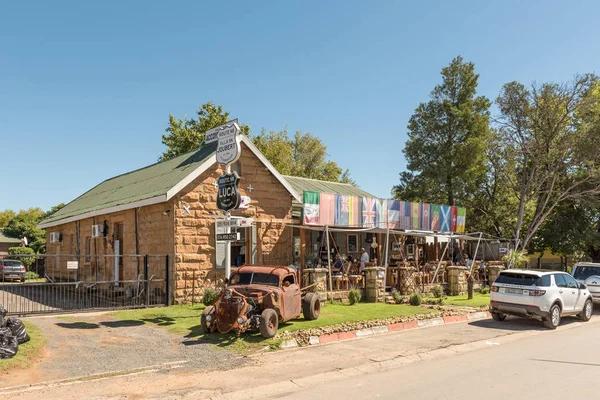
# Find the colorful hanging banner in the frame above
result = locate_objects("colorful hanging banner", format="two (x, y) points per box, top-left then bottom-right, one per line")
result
(302, 191), (466, 232)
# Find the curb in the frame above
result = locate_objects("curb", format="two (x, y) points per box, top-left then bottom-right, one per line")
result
(279, 311), (491, 349)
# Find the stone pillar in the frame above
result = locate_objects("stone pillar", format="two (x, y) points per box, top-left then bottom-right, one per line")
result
(487, 264), (505, 285)
(305, 268), (329, 302)
(364, 266), (385, 302)
(398, 266), (416, 295)
(447, 265), (468, 295)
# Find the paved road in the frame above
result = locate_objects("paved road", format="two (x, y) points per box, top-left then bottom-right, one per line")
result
(3, 313), (596, 399)
(272, 317), (600, 400)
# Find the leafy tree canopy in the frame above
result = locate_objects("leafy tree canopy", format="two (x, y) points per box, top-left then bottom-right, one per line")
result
(394, 56), (491, 206)
(252, 130), (353, 183)
(160, 102), (250, 161)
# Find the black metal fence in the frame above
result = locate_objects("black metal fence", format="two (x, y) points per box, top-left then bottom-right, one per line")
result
(0, 254), (170, 316)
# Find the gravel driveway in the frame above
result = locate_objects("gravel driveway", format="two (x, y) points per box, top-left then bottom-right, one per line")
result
(1, 312), (246, 388)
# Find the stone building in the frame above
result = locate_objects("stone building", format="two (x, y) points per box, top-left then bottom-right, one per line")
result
(39, 136), (300, 302)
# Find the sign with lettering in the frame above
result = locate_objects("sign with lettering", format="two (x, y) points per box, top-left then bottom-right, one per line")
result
(217, 232), (241, 242)
(217, 172), (240, 211)
(204, 120), (241, 165)
(67, 261), (79, 270)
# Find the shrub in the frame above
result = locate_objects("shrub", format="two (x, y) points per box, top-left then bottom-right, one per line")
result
(422, 297), (443, 305)
(348, 288), (362, 305)
(202, 288), (220, 306)
(8, 246), (35, 268)
(409, 293), (422, 306)
(431, 285), (444, 298)
(480, 286), (490, 295)
(391, 290), (406, 304)
(25, 271), (40, 280)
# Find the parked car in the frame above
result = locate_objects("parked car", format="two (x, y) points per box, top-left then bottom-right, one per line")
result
(572, 262), (600, 304)
(0, 259), (26, 282)
(490, 269), (593, 329)
(201, 265), (320, 338)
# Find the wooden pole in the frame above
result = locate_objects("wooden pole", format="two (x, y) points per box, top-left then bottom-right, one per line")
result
(468, 233), (483, 299)
(431, 235), (451, 283)
(384, 227), (390, 268)
(325, 226), (333, 300)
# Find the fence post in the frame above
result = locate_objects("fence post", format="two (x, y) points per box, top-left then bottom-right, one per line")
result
(143, 255), (149, 307)
(165, 254), (171, 306)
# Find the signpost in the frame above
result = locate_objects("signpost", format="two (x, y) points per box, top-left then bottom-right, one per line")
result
(206, 120), (244, 279)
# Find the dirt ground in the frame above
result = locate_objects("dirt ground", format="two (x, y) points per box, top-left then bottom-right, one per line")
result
(0, 312), (246, 388)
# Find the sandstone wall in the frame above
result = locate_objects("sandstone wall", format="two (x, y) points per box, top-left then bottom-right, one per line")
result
(172, 142), (293, 302)
(44, 203), (174, 283)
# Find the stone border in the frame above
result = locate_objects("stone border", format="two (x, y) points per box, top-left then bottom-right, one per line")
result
(279, 311), (491, 349)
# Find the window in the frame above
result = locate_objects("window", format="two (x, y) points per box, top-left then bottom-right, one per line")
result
(564, 274), (579, 289)
(554, 274), (568, 288)
(283, 274), (295, 286)
(229, 272), (279, 286)
(496, 272), (549, 286)
(85, 237), (91, 263)
(573, 266), (600, 280)
(347, 234), (358, 253)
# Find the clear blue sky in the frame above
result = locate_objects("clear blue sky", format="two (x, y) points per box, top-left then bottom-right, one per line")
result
(1, 1), (599, 211)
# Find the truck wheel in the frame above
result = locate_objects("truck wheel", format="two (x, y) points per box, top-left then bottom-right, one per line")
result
(544, 304), (561, 329)
(259, 308), (278, 338)
(201, 306), (214, 333)
(302, 292), (321, 320)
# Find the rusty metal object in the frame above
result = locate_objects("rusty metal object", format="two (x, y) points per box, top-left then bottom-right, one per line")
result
(203, 265), (320, 338)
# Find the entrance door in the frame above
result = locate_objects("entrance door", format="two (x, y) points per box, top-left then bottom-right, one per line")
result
(113, 223), (124, 284)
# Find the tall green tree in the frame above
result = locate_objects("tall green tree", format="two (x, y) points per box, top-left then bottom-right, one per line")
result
(2, 208), (47, 253)
(394, 56), (491, 206)
(160, 102), (249, 161)
(252, 130), (353, 183)
(495, 75), (600, 252)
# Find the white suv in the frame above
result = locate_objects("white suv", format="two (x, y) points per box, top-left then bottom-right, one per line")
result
(490, 269), (593, 329)
(572, 262), (600, 304)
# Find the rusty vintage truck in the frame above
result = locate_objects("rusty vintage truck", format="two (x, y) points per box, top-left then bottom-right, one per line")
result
(201, 265), (320, 338)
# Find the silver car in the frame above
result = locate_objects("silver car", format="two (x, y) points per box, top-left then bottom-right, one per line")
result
(0, 259), (26, 282)
(572, 262), (600, 304)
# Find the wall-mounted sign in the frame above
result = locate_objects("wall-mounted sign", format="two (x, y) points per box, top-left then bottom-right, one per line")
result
(219, 217), (254, 228)
(217, 172), (241, 211)
(217, 232), (241, 242)
(204, 120), (241, 165)
(67, 261), (79, 270)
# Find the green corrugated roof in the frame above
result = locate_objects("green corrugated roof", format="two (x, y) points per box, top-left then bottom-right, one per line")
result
(40, 142), (218, 226)
(0, 232), (21, 243)
(282, 175), (374, 198)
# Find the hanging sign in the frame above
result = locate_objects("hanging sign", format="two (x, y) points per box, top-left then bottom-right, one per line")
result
(217, 232), (241, 242)
(204, 120), (241, 165)
(217, 172), (241, 211)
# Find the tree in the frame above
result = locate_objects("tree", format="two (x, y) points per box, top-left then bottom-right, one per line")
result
(252, 130), (353, 183)
(160, 102), (250, 161)
(0, 210), (16, 228)
(2, 208), (46, 253)
(495, 75), (600, 252)
(531, 201), (600, 262)
(394, 56), (491, 206)
(8, 246), (35, 268)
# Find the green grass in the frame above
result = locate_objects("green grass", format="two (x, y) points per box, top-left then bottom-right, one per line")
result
(111, 302), (434, 353)
(440, 292), (490, 308)
(0, 321), (46, 373)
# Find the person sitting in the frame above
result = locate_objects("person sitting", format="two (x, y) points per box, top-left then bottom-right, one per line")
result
(332, 254), (345, 275)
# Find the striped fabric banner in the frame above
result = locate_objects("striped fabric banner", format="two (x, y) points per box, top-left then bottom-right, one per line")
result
(319, 193), (335, 226)
(301, 191), (466, 232)
(303, 191), (320, 225)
